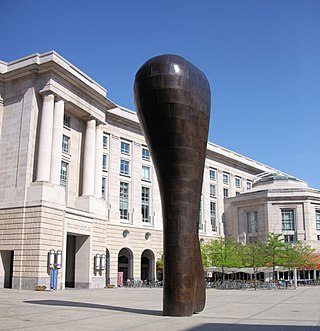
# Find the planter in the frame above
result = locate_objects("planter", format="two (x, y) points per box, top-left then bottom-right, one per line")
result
(35, 285), (47, 291)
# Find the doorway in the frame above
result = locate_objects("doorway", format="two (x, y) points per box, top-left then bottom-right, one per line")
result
(65, 234), (90, 288)
(0, 251), (14, 288)
(141, 249), (155, 282)
(118, 248), (133, 284)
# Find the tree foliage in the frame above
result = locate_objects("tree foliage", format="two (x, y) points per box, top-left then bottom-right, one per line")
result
(264, 233), (285, 278)
(200, 233), (317, 279)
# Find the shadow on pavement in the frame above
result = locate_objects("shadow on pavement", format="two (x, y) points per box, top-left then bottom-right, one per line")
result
(185, 324), (320, 331)
(24, 299), (162, 316)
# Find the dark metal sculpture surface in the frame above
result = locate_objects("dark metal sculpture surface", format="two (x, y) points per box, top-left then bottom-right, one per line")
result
(134, 55), (211, 316)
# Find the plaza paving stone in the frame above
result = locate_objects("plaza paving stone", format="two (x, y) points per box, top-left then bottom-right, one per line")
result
(0, 286), (319, 330)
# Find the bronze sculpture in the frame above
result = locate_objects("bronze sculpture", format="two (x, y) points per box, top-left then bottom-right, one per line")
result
(134, 55), (211, 316)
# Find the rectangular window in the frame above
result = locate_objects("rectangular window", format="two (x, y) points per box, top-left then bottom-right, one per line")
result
(121, 141), (130, 155)
(63, 115), (70, 128)
(246, 181), (252, 190)
(119, 182), (129, 220)
(318, 235), (320, 241)
(102, 177), (106, 200)
(141, 186), (150, 222)
(62, 135), (70, 153)
(210, 201), (216, 231)
(235, 177), (241, 188)
(247, 212), (258, 233)
(316, 211), (320, 231)
(102, 154), (107, 171)
(120, 159), (129, 176)
(142, 147), (150, 161)
(284, 235), (295, 243)
(282, 209), (295, 231)
(199, 199), (203, 231)
(103, 134), (108, 149)
(210, 184), (216, 197)
(60, 161), (68, 187)
(223, 188), (229, 198)
(223, 173), (229, 185)
(141, 165), (150, 181)
(209, 168), (216, 181)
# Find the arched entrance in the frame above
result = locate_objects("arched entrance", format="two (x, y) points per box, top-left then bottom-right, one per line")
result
(141, 249), (155, 282)
(118, 248), (133, 285)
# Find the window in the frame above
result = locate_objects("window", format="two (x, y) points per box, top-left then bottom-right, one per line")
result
(210, 184), (216, 197)
(235, 177), (241, 188)
(141, 165), (150, 181)
(246, 181), (252, 190)
(236, 191), (240, 196)
(284, 235), (295, 243)
(63, 115), (70, 128)
(121, 141), (130, 155)
(102, 154), (107, 171)
(223, 173), (229, 185)
(209, 168), (216, 181)
(119, 182), (129, 220)
(199, 200), (203, 231)
(60, 161), (68, 187)
(316, 211), (320, 231)
(102, 177), (106, 200)
(120, 159), (129, 176)
(210, 201), (216, 231)
(247, 212), (258, 233)
(142, 147), (150, 161)
(62, 135), (70, 153)
(318, 235), (320, 241)
(223, 188), (229, 198)
(103, 134), (108, 149)
(282, 209), (295, 231)
(141, 187), (150, 222)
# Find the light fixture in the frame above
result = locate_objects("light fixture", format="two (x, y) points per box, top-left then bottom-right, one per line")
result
(55, 250), (62, 269)
(100, 254), (106, 270)
(48, 249), (55, 269)
(94, 254), (101, 270)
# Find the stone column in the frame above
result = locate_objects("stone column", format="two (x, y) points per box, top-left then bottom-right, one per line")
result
(95, 124), (103, 198)
(82, 118), (96, 196)
(50, 98), (64, 185)
(36, 93), (55, 182)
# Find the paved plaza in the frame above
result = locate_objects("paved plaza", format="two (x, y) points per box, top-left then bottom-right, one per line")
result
(0, 286), (320, 330)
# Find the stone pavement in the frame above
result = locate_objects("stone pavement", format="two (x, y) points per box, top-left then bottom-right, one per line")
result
(0, 286), (320, 331)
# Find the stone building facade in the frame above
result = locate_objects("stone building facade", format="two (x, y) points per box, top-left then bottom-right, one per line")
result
(0, 51), (297, 289)
(224, 173), (320, 253)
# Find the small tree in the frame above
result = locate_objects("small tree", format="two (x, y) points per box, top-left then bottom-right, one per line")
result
(282, 242), (302, 277)
(156, 252), (163, 281)
(294, 241), (317, 280)
(202, 237), (242, 280)
(264, 233), (285, 280)
(242, 240), (266, 288)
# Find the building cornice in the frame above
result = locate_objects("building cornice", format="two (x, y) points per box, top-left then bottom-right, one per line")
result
(0, 51), (117, 112)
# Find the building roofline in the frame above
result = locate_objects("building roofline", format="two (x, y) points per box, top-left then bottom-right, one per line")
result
(0, 52), (303, 180)
(1, 51), (107, 95)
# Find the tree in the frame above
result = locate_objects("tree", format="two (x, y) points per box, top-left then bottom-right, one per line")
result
(294, 241), (317, 280)
(282, 242), (302, 275)
(156, 252), (163, 281)
(242, 240), (266, 288)
(201, 237), (242, 280)
(264, 233), (285, 280)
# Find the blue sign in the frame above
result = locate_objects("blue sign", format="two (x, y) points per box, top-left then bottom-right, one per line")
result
(50, 269), (57, 290)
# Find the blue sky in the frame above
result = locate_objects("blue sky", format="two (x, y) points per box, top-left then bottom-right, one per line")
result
(2, 0), (320, 188)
